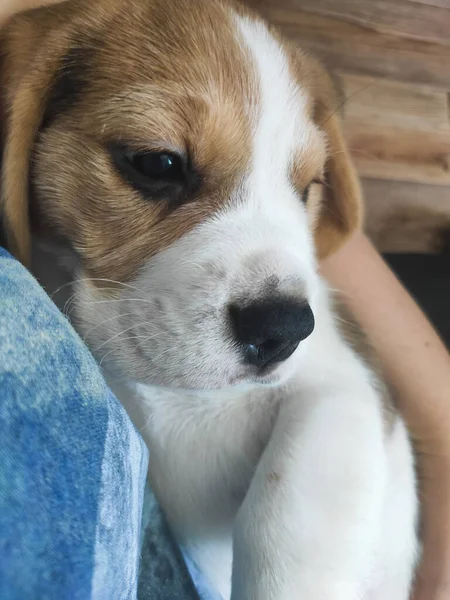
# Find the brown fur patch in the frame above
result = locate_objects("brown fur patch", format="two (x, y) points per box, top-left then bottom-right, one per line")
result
(283, 46), (363, 259)
(1, 0), (257, 280)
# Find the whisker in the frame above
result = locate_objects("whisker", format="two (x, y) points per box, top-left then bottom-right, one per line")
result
(150, 345), (177, 363)
(94, 323), (163, 352)
(51, 277), (146, 299)
(333, 315), (355, 326)
(79, 297), (158, 307)
(324, 284), (355, 301)
(64, 292), (153, 319)
(178, 259), (209, 271)
(63, 293), (79, 317)
(132, 331), (166, 343)
(138, 412), (156, 434)
(99, 346), (122, 368)
(62, 296), (161, 320)
(81, 312), (160, 341)
(97, 333), (167, 368)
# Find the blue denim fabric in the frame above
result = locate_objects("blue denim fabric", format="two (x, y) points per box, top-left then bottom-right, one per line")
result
(0, 247), (148, 599)
(0, 248), (216, 600)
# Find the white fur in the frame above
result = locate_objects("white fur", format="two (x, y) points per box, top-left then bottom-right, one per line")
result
(38, 10), (419, 600)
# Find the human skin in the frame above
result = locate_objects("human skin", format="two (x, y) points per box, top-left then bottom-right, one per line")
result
(322, 231), (450, 600)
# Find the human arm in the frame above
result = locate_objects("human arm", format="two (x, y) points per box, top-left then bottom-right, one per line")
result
(321, 231), (450, 600)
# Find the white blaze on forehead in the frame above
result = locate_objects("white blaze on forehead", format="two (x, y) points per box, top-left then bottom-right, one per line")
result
(234, 15), (313, 185)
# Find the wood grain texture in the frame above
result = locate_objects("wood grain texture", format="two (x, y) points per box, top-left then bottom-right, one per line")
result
(355, 157), (450, 186)
(254, 9), (450, 89)
(249, 0), (450, 45)
(340, 73), (450, 134)
(403, 0), (450, 9)
(344, 123), (450, 171)
(339, 73), (450, 187)
(363, 178), (450, 252)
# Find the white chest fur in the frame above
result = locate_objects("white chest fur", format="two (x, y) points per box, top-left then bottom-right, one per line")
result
(105, 283), (419, 600)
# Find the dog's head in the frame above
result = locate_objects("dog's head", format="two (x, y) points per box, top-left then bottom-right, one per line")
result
(0, 0), (362, 390)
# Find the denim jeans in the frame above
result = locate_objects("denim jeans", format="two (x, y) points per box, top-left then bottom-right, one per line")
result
(0, 248), (214, 600)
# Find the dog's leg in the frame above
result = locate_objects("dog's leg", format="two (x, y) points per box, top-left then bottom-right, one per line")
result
(231, 371), (388, 600)
(369, 419), (419, 600)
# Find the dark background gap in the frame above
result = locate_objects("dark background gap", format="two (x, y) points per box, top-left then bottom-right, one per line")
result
(384, 250), (450, 349)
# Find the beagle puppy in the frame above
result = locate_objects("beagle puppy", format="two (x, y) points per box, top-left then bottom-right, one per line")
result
(0, 0), (419, 597)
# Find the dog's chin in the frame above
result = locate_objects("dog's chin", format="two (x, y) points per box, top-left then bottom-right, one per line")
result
(100, 335), (306, 393)
(254, 356), (301, 388)
(131, 352), (301, 394)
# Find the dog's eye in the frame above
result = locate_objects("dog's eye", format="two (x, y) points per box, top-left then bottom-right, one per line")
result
(110, 144), (193, 202)
(302, 184), (311, 204)
(126, 151), (185, 182)
(302, 178), (323, 204)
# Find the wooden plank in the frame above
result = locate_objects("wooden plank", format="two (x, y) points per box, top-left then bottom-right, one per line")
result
(362, 178), (450, 252)
(339, 74), (450, 187)
(345, 123), (450, 171)
(252, 8), (450, 89)
(403, 0), (450, 9)
(340, 73), (450, 134)
(355, 157), (450, 186)
(249, 0), (450, 46)
(363, 178), (450, 219)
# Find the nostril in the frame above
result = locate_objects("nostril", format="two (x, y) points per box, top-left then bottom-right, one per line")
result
(243, 339), (286, 367)
(229, 304), (266, 346)
(229, 297), (315, 369)
(244, 342), (260, 366)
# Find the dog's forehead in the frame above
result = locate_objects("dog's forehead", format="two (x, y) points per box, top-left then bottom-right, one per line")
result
(69, 0), (315, 149)
(233, 16), (322, 186)
(78, 0), (254, 95)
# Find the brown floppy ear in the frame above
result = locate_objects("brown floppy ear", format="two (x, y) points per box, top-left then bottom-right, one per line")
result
(0, 5), (74, 267)
(312, 65), (363, 260)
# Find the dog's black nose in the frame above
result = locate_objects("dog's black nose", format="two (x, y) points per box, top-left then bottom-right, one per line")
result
(229, 298), (315, 369)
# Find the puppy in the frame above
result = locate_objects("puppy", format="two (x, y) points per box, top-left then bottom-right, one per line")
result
(0, 0), (419, 597)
